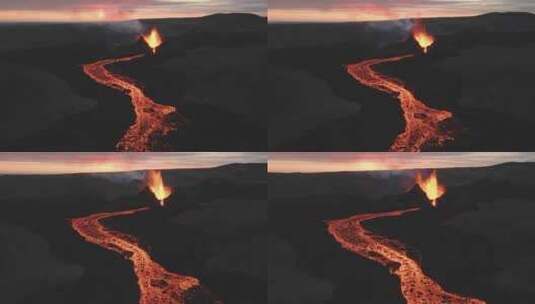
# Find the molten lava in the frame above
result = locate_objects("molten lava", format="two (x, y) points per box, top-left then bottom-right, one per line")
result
(83, 55), (184, 151)
(412, 20), (435, 54)
(146, 170), (172, 206)
(71, 208), (200, 304)
(327, 209), (486, 304)
(416, 170), (446, 207)
(346, 55), (453, 151)
(142, 27), (164, 55)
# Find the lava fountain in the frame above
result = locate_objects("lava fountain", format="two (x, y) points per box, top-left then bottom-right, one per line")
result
(142, 27), (164, 55)
(412, 20), (435, 54)
(327, 208), (486, 304)
(416, 170), (446, 207)
(146, 170), (172, 206)
(82, 25), (184, 151)
(346, 18), (453, 151)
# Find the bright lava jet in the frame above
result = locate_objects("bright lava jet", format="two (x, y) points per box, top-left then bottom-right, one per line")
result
(142, 27), (164, 55)
(146, 170), (172, 206)
(412, 20), (435, 54)
(416, 170), (446, 207)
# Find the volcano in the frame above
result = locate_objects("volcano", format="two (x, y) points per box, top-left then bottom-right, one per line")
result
(0, 13), (266, 151)
(269, 162), (535, 303)
(270, 12), (535, 151)
(0, 163), (267, 304)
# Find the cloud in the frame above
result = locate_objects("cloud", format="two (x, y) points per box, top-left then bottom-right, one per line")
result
(0, 152), (267, 175)
(268, 153), (535, 173)
(0, 0), (266, 21)
(0, 0), (147, 10)
(268, 0), (535, 22)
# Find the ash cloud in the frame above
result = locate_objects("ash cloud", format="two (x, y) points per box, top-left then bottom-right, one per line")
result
(366, 18), (413, 35)
(93, 171), (145, 184)
(105, 19), (144, 35)
(364, 18), (414, 47)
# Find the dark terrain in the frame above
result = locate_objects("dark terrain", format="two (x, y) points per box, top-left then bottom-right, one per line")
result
(0, 13), (266, 151)
(269, 12), (535, 151)
(269, 162), (535, 303)
(0, 163), (267, 304)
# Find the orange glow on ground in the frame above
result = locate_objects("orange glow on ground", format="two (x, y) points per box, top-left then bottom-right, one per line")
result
(327, 209), (486, 303)
(83, 54), (182, 151)
(346, 55), (453, 151)
(71, 208), (200, 304)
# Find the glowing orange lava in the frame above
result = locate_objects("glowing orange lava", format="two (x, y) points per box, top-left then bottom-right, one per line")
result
(416, 170), (446, 207)
(83, 54), (183, 151)
(142, 28), (164, 55)
(412, 20), (435, 54)
(71, 208), (200, 304)
(146, 170), (172, 206)
(327, 208), (486, 304)
(347, 55), (453, 151)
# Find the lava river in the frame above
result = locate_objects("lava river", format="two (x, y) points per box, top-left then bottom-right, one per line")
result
(83, 54), (182, 151)
(347, 55), (453, 152)
(327, 208), (486, 304)
(71, 207), (199, 304)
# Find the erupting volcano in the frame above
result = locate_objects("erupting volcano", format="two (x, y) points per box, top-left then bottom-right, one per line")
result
(69, 170), (204, 303)
(142, 28), (164, 55)
(71, 207), (200, 304)
(412, 20), (435, 54)
(327, 208), (486, 304)
(416, 170), (446, 207)
(146, 170), (172, 206)
(346, 20), (452, 151)
(346, 20), (453, 151)
(83, 27), (184, 151)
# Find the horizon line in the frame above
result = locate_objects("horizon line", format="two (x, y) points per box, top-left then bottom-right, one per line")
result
(268, 10), (533, 24)
(0, 12), (266, 23)
(268, 161), (527, 174)
(0, 162), (266, 176)
(0, 152), (267, 175)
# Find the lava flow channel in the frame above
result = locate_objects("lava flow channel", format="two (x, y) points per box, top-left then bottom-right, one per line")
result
(327, 208), (486, 304)
(83, 54), (181, 151)
(71, 207), (199, 304)
(347, 55), (453, 152)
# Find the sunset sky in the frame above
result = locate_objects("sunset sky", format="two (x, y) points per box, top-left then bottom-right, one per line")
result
(0, 0), (265, 22)
(269, 153), (535, 173)
(269, 0), (535, 22)
(0, 153), (266, 175)
(4, 152), (534, 175)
